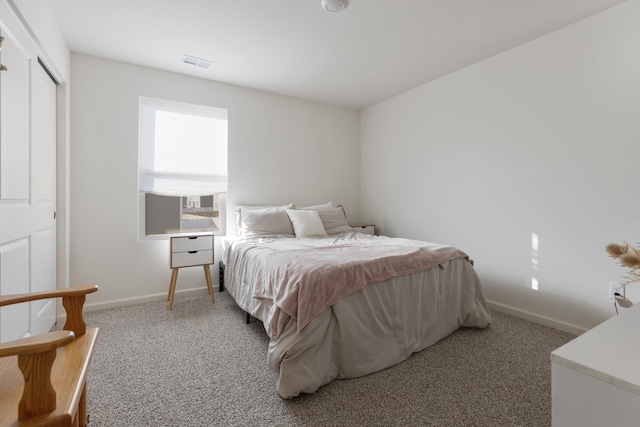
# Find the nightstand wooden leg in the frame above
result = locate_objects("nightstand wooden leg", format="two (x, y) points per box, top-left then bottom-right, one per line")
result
(204, 265), (214, 303)
(168, 268), (179, 310)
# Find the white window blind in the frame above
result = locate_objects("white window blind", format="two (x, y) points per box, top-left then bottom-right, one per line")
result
(138, 97), (227, 236)
(139, 97), (228, 196)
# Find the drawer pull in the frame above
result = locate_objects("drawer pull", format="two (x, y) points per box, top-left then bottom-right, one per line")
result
(188, 237), (198, 240)
(188, 250), (198, 254)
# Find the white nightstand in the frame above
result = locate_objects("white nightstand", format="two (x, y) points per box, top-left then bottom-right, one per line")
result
(350, 223), (375, 235)
(168, 232), (215, 310)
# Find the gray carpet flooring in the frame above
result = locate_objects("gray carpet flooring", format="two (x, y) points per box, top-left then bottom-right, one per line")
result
(78, 291), (575, 426)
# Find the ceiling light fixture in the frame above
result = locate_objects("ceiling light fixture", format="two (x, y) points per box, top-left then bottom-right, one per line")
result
(321, 0), (348, 13)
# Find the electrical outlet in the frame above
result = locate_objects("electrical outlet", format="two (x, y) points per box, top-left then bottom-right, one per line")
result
(609, 282), (624, 299)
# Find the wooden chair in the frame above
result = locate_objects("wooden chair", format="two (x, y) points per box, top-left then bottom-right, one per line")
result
(0, 285), (99, 427)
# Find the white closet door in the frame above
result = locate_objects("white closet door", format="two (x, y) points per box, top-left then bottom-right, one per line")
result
(30, 61), (57, 336)
(0, 8), (57, 342)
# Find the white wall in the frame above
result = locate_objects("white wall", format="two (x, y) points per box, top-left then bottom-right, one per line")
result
(361, 0), (640, 333)
(70, 54), (360, 308)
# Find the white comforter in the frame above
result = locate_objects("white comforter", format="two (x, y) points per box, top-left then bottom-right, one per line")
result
(223, 232), (491, 398)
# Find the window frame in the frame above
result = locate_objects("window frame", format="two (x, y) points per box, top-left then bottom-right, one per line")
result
(137, 97), (228, 240)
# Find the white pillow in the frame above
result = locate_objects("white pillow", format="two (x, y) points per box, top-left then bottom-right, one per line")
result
(318, 207), (353, 235)
(240, 206), (295, 237)
(296, 201), (333, 211)
(287, 209), (327, 237)
(235, 204), (293, 235)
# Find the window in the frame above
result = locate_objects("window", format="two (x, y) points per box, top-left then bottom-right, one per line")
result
(138, 97), (227, 237)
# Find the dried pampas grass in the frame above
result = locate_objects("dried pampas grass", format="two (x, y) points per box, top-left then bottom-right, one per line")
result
(606, 241), (640, 286)
(606, 242), (629, 257)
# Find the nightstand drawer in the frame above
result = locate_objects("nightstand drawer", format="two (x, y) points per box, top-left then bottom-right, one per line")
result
(171, 235), (213, 253)
(171, 249), (214, 268)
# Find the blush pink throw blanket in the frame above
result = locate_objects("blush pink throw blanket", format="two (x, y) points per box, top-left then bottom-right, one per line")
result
(251, 240), (471, 338)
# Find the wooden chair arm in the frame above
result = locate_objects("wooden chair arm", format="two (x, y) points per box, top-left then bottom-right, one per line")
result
(0, 284), (98, 306)
(0, 285), (98, 336)
(0, 330), (75, 358)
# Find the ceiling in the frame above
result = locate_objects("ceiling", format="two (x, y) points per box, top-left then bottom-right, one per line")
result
(47, 0), (628, 109)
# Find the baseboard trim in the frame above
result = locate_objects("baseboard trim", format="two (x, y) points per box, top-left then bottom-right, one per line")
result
(56, 287), (210, 323)
(487, 299), (587, 336)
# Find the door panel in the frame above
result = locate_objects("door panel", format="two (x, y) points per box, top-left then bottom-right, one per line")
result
(31, 228), (56, 335)
(0, 25), (29, 200)
(0, 239), (30, 341)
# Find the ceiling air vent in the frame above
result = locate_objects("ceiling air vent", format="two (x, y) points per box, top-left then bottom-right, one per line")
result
(182, 55), (213, 69)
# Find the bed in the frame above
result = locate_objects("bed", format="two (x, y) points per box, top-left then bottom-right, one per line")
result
(222, 203), (491, 399)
